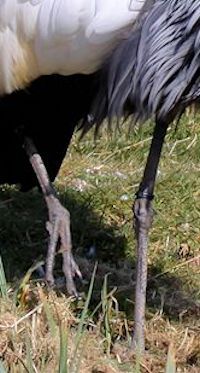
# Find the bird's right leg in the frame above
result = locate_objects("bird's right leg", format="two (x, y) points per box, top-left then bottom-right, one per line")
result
(132, 120), (168, 353)
(23, 137), (81, 296)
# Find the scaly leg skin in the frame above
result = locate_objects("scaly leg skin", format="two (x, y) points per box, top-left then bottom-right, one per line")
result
(132, 196), (154, 353)
(131, 120), (168, 353)
(24, 137), (81, 296)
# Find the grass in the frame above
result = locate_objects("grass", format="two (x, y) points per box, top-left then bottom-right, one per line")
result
(0, 113), (200, 371)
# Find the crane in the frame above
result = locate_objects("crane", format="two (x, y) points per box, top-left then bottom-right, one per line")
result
(0, 1), (147, 304)
(89, 0), (200, 352)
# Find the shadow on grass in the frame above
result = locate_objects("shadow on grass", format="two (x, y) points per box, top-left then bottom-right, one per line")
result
(0, 185), (127, 281)
(0, 185), (199, 323)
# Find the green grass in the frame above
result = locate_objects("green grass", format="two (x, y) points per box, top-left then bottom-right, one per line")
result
(0, 113), (200, 371)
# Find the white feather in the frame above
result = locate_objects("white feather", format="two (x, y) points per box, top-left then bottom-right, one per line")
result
(0, 0), (146, 93)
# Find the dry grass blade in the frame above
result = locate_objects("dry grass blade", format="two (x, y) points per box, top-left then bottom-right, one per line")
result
(152, 255), (200, 281)
(0, 256), (7, 300)
(101, 274), (112, 355)
(25, 333), (35, 373)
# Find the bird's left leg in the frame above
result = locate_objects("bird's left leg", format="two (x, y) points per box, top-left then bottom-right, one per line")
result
(24, 137), (81, 296)
(132, 120), (168, 353)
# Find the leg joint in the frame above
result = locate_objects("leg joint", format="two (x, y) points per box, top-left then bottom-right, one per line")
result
(135, 190), (154, 201)
(133, 197), (154, 232)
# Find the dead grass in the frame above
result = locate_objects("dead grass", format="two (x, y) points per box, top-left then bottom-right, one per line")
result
(0, 283), (199, 372)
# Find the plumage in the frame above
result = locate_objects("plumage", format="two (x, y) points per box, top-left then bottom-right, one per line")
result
(0, 0), (145, 94)
(93, 0), (200, 124)
(0, 0), (147, 190)
(0, 1), (147, 201)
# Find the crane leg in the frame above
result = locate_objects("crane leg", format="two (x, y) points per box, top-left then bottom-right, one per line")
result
(131, 120), (168, 352)
(24, 137), (81, 296)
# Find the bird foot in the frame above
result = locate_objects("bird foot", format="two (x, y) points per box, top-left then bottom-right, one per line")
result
(130, 335), (145, 355)
(45, 194), (82, 297)
(112, 341), (145, 363)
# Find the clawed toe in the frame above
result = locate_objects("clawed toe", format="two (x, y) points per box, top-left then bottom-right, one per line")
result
(45, 194), (81, 296)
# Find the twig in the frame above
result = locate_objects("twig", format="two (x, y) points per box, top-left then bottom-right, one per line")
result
(6, 351), (29, 372)
(140, 362), (153, 373)
(0, 198), (13, 206)
(0, 304), (43, 331)
(103, 136), (153, 162)
(152, 255), (200, 281)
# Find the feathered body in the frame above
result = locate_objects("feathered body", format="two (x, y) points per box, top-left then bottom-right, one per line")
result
(0, 0), (145, 94)
(0, 0), (146, 190)
(93, 0), (200, 126)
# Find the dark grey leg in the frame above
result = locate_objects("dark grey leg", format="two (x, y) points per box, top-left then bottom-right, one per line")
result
(24, 137), (81, 296)
(132, 121), (168, 352)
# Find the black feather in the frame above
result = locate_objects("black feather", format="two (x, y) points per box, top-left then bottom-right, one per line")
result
(0, 73), (98, 191)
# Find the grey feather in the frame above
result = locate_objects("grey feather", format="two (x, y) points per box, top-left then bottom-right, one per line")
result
(90, 0), (200, 127)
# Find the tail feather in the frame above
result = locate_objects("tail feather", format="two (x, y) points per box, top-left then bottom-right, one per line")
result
(90, 0), (200, 129)
(108, 31), (140, 116)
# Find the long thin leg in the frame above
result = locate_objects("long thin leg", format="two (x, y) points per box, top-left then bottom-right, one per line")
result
(23, 137), (81, 296)
(131, 120), (169, 352)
